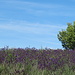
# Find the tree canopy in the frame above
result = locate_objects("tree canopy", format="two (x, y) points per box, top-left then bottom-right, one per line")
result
(57, 21), (75, 50)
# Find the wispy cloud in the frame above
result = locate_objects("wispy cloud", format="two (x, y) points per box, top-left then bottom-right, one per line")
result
(0, 20), (67, 35)
(0, 0), (69, 16)
(2, 0), (64, 9)
(0, 0), (75, 17)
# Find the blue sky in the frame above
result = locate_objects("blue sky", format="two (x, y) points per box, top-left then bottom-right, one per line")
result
(0, 0), (75, 49)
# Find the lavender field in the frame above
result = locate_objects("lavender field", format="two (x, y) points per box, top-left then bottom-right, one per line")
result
(0, 47), (75, 75)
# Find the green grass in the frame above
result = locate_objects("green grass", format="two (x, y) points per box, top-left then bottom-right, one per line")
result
(0, 60), (75, 75)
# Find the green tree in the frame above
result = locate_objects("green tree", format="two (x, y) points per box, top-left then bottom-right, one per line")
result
(57, 21), (75, 50)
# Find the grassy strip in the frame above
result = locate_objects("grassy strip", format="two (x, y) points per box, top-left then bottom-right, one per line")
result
(0, 61), (75, 75)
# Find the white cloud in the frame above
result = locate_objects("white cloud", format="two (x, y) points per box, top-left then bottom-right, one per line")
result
(0, 0), (68, 16)
(2, 0), (64, 9)
(0, 20), (67, 35)
(0, 0), (75, 17)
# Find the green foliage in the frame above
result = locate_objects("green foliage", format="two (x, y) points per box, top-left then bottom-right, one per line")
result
(5, 53), (16, 63)
(0, 62), (75, 75)
(0, 64), (5, 74)
(57, 21), (75, 50)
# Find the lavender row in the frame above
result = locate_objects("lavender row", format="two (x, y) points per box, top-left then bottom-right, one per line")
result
(0, 48), (75, 71)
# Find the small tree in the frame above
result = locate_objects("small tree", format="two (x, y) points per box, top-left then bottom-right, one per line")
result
(57, 21), (75, 50)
